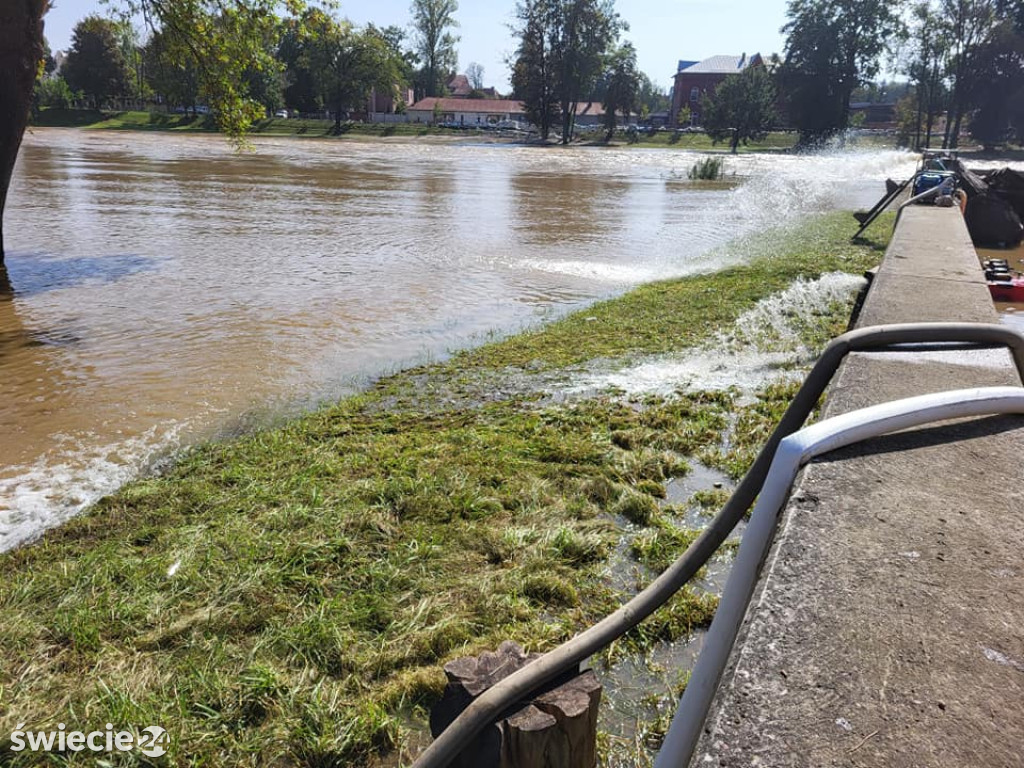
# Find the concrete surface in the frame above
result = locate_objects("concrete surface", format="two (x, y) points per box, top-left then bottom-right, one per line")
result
(693, 207), (1024, 768)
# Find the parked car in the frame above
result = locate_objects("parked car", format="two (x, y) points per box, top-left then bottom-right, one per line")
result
(274, 109), (289, 119)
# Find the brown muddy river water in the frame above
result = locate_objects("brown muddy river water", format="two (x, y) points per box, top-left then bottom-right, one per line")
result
(1, 129), (916, 549)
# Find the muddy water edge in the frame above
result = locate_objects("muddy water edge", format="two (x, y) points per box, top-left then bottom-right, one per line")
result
(0, 187), (895, 767)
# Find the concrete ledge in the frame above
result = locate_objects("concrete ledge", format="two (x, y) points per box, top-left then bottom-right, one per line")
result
(695, 207), (1024, 767)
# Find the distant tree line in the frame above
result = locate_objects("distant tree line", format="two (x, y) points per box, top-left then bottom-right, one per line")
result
(900, 0), (1024, 150)
(692, 0), (1023, 151)
(32, 0), (460, 125)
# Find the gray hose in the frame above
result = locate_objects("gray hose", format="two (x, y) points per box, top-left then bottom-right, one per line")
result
(655, 386), (1024, 767)
(412, 322), (1024, 768)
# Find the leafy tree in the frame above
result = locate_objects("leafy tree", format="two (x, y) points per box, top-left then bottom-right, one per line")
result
(64, 15), (131, 107)
(296, 10), (406, 130)
(702, 63), (778, 152)
(780, 0), (906, 144)
(114, 19), (147, 100)
(410, 0), (459, 98)
(144, 28), (201, 114)
(637, 72), (669, 118)
(550, 0), (623, 144)
(278, 15), (320, 113)
(34, 76), (79, 110)
(243, 20), (285, 116)
(466, 61), (485, 89)
(939, 0), (1000, 147)
(510, 0), (560, 139)
(41, 36), (55, 76)
(602, 42), (639, 139)
(966, 18), (1024, 148)
(902, 2), (947, 149)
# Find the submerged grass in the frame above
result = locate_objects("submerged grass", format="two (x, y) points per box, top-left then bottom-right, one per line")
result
(0, 211), (892, 765)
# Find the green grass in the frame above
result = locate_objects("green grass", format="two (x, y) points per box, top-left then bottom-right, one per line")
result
(688, 156), (726, 180)
(0, 211), (892, 766)
(31, 109), (492, 139)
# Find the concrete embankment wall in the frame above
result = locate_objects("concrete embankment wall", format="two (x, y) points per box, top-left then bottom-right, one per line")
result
(695, 206), (1024, 766)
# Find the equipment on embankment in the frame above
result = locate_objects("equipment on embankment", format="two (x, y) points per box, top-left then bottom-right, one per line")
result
(854, 153), (1024, 248)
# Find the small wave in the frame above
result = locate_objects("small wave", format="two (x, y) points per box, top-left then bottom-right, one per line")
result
(0, 422), (191, 552)
(575, 272), (867, 396)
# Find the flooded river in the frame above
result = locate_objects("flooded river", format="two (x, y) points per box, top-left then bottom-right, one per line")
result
(1, 129), (916, 549)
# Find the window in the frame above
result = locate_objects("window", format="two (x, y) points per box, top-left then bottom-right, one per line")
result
(690, 87), (700, 103)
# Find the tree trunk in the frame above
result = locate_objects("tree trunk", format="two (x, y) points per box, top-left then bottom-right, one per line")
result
(731, 129), (739, 154)
(0, 0), (48, 263)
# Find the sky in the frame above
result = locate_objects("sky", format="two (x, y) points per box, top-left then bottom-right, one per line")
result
(43, 0), (793, 94)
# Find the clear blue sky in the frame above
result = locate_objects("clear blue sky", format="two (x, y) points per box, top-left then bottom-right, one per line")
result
(44, 0), (792, 93)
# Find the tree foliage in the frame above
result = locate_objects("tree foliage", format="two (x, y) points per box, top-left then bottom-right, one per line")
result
(410, 0), (459, 98)
(511, 0), (623, 144)
(551, 0), (622, 144)
(511, 0), (560, 139)
(902, 2), (947, 149)
(466, 61), (484, 89)
(115, 0), (308, 140)
(966, 15), (1024, 148)
(601, 42), (639, 138)
(285, 9), (406, 129)
(144, 28), (201, 113)
(702, 63), (777, 152)
(64, 15), (131, 107)
(938, 0), (1000, 147)
(780, 0), (906, 143)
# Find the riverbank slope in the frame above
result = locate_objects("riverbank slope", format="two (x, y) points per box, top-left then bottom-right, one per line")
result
(0, 212), (892, 766)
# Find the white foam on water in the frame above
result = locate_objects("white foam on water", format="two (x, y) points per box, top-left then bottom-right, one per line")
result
(0, 422), (192, 553)
(576, 272), (867, 397)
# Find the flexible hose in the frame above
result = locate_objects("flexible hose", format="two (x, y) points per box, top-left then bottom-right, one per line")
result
(655, 386), (1024, 767)
(412, 323), (1024, 768)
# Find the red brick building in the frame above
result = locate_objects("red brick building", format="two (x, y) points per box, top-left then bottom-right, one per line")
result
(671, 53), (764, 128)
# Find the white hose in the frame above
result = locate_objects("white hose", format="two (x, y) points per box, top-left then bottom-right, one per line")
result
(655, 386), (1024, 767)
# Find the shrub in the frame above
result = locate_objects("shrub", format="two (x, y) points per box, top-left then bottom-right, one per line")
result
(688, 156), (725, 180)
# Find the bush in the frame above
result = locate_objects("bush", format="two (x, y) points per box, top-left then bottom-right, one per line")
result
(35, 77), (79, 110)
(688, 156), (725, 180)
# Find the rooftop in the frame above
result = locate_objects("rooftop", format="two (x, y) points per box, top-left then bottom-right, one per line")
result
(408, 98), (524, 114)
(677, 53), (759, 75)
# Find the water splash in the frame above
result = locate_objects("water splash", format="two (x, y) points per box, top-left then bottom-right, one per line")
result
(576, 272), (867, 397)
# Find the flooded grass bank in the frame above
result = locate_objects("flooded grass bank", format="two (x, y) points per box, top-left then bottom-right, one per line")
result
(0, 211), (893, 766)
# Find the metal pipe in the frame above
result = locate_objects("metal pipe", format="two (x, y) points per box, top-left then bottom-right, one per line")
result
(655, 386), (1024, 767)
(412, 324), (1024, 768)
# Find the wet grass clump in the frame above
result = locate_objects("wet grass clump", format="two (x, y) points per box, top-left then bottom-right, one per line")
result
(0, 211), (892, 765)
(688, 156), (726, 180)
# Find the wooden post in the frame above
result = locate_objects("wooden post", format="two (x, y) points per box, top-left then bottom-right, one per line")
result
(429, 641), (602, 768)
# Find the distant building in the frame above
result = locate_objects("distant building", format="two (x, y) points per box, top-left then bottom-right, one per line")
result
(446, 74), (500, 100)
(406, 97), (526, 126)
(671, 53), (764, 127)
(405, 97), (625, 131)
(368, 85), (415, 115)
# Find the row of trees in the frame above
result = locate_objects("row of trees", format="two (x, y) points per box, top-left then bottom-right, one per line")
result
(902, 0), (1024, 150)
(696, 0), (1023, 151)
(35, 0), (462, 125)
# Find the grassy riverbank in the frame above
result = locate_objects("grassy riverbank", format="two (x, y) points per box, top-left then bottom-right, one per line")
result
(32, 109), (471, 139)
(0, 211), (892, 766)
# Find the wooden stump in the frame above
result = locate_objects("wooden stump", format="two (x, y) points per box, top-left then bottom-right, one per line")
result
(429, 641), (602, 768)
